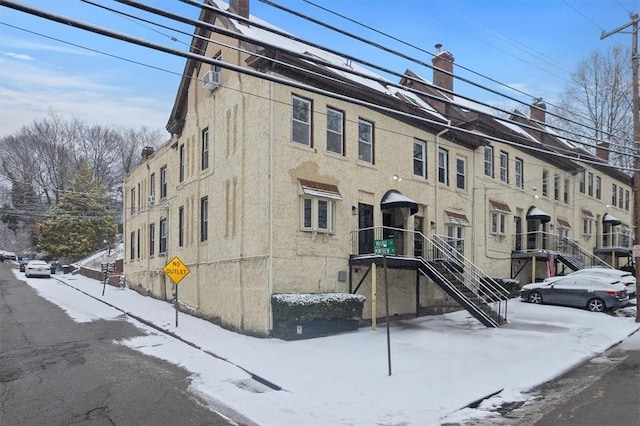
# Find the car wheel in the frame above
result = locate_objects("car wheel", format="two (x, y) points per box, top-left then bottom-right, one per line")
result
(587, 298), (606, 313)
(528, 291), (543, 304)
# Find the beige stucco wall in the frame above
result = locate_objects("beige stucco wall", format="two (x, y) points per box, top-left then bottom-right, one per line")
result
(123, 22), (634, 336)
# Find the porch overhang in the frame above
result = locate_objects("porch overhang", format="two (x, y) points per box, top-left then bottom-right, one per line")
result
(602, 213), (621, 225)
(381, 190), (418, 215)
(526, 206), (551, 223)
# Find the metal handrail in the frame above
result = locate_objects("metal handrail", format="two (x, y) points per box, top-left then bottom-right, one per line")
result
(350, 226), (509, 324)
(562, 238), (611, 269)
(429, 235), (509, 321)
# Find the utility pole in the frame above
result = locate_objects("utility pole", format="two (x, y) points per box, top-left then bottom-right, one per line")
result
(601, 13), (639, 323)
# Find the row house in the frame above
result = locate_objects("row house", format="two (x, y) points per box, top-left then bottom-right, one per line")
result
(123, 0), (633, 336)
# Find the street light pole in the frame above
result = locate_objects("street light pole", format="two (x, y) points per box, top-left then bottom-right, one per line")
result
(601, 12), (639, 323)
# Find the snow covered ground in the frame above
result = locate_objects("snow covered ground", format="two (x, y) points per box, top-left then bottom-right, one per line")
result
(13, 269), (639, 425)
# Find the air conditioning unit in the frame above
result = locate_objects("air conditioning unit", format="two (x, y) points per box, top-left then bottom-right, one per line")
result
(202, 70), (220, 91)
(147, 195), (155, 205)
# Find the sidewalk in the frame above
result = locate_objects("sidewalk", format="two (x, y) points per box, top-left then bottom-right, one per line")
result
(23, 269), (640, 425)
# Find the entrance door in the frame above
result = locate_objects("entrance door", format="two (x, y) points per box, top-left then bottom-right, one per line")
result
(358, 203), (374, 255)
(382, 210), (404, 255)
(526, 219), (539, 250)
(515, 216), (522, 251)
(414, 216), (424, 258)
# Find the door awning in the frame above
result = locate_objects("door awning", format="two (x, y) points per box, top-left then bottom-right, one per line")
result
(581, 209), (595, 219)
(489, 199), (511, 213)
(557, 217), (571, 228)
(526, 206), (551, 223)
(299, 179), (342, 200)
(446, 210), (471, 226)
(381, 190), (418, 215)
(602, 212), (621, 225)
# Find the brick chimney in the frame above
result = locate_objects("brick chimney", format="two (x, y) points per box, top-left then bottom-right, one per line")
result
(229, 0), (249, 18)
(432, 43), (454, 93)
(530, 98), (546, 123)
(596, 141), (610, 161)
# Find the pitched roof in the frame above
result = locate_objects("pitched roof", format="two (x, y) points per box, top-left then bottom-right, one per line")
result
(167, 0), (448, 136)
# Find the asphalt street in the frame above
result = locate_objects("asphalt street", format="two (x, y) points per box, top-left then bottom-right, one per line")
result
(464, 322), (640, 426)
(0, 262), (252, 426)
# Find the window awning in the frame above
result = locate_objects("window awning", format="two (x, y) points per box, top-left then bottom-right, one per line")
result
(557, 217), (571, 228)
(446, 210), (471, 227)
(489, 199), (511, 213)
(381, 190), (418, 215)
(526, 206), (551, 223)
(602, 212), (621, 225)
(581, 209), (595, 219)
(299, 179), (342, 200)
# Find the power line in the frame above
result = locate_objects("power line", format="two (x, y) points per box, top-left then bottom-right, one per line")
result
(257, 0), (635, 148)
(1, 0), (637, 172)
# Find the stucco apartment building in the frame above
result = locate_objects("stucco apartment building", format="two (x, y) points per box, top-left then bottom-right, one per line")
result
(123, 0), (634, 336)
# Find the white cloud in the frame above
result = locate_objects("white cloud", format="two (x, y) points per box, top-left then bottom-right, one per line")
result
(0, 57), (172, 137)
(1, 36), (99, 57)
(4, 52), (34, 61)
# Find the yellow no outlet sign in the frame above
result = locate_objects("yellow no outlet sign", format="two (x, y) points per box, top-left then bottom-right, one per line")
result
(162, 256), (190, 285)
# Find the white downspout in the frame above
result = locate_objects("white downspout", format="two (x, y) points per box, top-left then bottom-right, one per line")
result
(434, 121), (451, 236)
(268, 81), (275, 331)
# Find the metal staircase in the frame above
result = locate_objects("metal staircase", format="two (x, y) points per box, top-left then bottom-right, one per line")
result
(418, 235), (509, 327)
(555, 238), (611, 271)
(350, 227), (510, 327)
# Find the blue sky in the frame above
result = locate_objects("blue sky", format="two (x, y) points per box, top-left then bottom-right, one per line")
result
(0, 0), (636, 138)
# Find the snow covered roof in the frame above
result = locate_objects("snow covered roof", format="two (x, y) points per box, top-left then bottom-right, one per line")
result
(168, 0), (448, 135)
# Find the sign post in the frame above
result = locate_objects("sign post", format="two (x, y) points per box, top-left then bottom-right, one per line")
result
(162, 256), (190, 327)
(374, 239), (395, 376)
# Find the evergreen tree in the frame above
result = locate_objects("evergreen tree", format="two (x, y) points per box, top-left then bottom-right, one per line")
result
(38, 160), (117, 261)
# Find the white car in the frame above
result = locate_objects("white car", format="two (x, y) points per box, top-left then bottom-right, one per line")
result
(564, 268), (636, 298)
(25, 260), (51, 278)
(3, 251), (17, 261)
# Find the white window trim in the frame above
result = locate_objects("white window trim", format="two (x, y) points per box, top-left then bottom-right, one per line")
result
(582, 217), (593, 237)
(515, 158), (523, 189)
(300, 196), (336, 234)
(499, 151), (509, 183)
(358, 119), (373, 163)
(438, 148), (449, 185)
(292, 95), (311, 147)
(413, 139), (426, 178)
(490, 211), (507, 235)
(456, 156), (466, 189)
(484, 146), (494, 178)
(326, 107), (344, 155)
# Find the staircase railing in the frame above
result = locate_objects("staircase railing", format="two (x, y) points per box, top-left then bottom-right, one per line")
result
(350, 227), (509, 325)
(429, 235), (510, 323)
(561, 238), (611, 269)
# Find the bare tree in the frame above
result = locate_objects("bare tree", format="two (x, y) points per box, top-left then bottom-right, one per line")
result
(117, 126), (167, 177)
(0, 112), (165, 242)
(549, 45), (633, 169)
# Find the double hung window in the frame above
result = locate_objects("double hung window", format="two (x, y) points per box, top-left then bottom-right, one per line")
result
(438, 148), (449, 185)
(292, 95), (311, 146)
(358, 119), (373, 163)
(499, 151), (509, 183)
(413, 139), (426, 178)
(326, 108), (343, 154)
(159, 219), (167, 254)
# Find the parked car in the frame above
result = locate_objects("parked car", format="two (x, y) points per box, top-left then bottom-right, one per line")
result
(3, 251), (17, 261)
(521, 275), (629, 313)
(563, 267), (636, 298)
(24, 260), (52, 278)
(19, 259), (33, 272)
